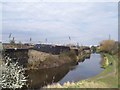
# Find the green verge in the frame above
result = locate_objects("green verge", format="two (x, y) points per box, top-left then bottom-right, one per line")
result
(86, 54), (118, 88)
(45, 53), (118, 88)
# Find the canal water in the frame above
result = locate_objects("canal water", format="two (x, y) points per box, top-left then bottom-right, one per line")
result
(27, 53), (104, 89)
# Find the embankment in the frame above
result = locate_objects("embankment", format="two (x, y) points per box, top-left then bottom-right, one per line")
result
(27, 49), (78, 69)
(44, 53), (118, 88)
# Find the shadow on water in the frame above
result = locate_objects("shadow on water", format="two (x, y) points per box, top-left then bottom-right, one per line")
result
(26, 63), (76, 89)
(26, 53), (103, 89)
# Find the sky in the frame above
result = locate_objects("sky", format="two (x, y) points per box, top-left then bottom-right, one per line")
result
(1, 1), (118, 45)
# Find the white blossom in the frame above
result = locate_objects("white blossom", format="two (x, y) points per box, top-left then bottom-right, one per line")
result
(0, 56), (27, 89)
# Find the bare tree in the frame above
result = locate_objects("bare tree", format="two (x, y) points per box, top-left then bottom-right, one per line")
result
(100, 40), (116, 54)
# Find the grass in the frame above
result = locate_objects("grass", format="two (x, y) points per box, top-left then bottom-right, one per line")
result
(87, 54), (118, 88)
(28, 50), (77, 69)
(59, 50), (77, 62)
(93, 54), (114, 78)
(96, 76), (118, 88)
(45, 80), (108, 88)
(0, 59), (3, 66)
(45, 53), (118, 88)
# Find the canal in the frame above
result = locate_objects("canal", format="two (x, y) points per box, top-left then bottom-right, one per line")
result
(27, 53), (104, 89)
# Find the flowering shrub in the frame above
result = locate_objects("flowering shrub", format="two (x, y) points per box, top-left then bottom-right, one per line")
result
(0, 56), (27, 89)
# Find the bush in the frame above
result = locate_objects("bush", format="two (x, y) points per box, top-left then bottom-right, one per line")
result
(91, 46), (96, 53)
(100, 40), (118, 55)
(59, 50), (77, 62)
(1, 56), (27, 89)
(101, 56), (109, 69)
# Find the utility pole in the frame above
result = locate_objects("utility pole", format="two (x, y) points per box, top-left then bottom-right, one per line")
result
(29, 37), (32, 45)
(69, 36), (71, 41)
(109, 34), (111, 40)
(13, 37), (15, 41)
(68, 36), (71, 47)
(77, 42), (79, 48)
(9, 33), (12, 43)
(45, 38), (47, 44)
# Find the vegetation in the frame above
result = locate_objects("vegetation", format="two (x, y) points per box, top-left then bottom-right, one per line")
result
(2, 38), (119, 88)
(59, 50), (77, 62)
(45, 40), (119, 88)
(118, 43), (120, 88)
(93, 54), (118, 88)
(100, 40), (118, 54)
(45, 80), (108, 88)
(28, 50), (77, 69)
(101, 55), (109, 69)
(0, 57), (27, 89)
(77, 46), (91, 62)
(91, 46), (96, 53)
(96, 46), (101, 53)
(45, 53), (118, 88)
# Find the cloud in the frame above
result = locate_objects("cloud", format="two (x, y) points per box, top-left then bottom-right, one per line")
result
(0, 0), (119, 2)
(2, 2), (118, 45)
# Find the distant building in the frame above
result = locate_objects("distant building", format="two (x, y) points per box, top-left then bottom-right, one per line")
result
(34, 44), (71, 55)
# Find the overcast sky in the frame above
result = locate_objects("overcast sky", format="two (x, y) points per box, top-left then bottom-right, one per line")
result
(1, 1), (118, 45)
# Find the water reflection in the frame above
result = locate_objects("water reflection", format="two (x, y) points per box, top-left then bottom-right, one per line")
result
(27, 54), (103, 89)
(59, 54), (103, 84)
(27, 63), (76, 89)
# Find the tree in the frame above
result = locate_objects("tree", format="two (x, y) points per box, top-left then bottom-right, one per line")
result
(91, 46), (96, 53)
(100, 40), (117, 54)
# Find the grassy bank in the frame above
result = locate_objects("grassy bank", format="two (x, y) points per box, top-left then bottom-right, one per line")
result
(89, 54), (118, 88)
(28, 49), (91, 70)
(27, 50), (77, 69)
(45, 53), (118, 88)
